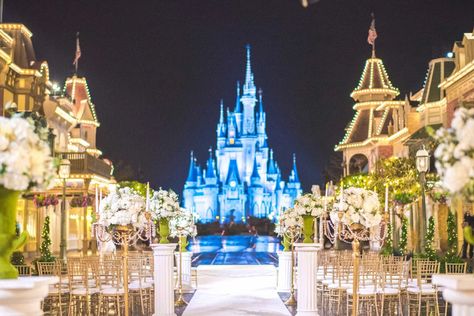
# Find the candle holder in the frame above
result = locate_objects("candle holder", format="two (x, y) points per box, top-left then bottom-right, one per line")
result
(93, 216), (153, 316)
(284, 225), (301, 306)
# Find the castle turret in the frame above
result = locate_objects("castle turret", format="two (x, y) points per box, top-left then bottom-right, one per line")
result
(234, 81), (242, 133)
(241, 45), (257, 135)
(217, 100), (226, 149)
(205, 148), (218, 185)
(184, 151), (197, 188)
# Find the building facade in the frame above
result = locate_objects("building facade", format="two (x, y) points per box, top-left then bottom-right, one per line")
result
(183, 46), (302, 223)
(0, 23), (114, 256)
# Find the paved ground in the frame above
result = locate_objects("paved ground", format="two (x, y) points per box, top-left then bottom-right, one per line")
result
(191, 251), (279, 266)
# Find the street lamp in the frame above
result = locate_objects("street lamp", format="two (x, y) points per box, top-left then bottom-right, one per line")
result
(59, 158), (71, 260)
(416, 145), (430, 251)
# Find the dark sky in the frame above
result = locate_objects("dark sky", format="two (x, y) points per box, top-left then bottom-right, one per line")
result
(6, 0), (474, 192)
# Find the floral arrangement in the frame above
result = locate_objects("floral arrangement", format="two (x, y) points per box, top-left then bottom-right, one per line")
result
(149, 188), (180, 220)
(0, 115), (55, 191)
(169, 209), (197, 237)
(34, 194), (59, 208)
(330, 187), (382, 228)
(275, 208), (303, 236)
(435, 107), (474, 201)
(97, 187), (148, 229)
(393, 192), (416, 205)
(428, 183), (448, 204)
(293, 185), (330, 218)
(70, 195), (93, 208)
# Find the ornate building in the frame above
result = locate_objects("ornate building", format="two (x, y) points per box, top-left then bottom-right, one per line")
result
(183, 46), (302, 223)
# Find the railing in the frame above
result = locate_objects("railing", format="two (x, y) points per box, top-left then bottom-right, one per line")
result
(56, 152), (112, 179)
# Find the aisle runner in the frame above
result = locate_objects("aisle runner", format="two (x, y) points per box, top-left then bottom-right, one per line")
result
(183, 265), (290, 316)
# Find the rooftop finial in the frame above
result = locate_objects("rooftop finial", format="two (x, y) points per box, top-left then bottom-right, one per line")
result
(367, 13), (377, 58)
(243, 44), (256, 96)
(293, 153), (297, 164)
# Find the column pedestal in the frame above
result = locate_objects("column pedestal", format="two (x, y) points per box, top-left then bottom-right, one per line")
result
(175, 252), (194, 293)
(433, 274), (474, 316)
(277, 251), (292, 292)
(151, 243), (177, 316)
(0, 276), (57, 315)
(295, 243), (322, 316)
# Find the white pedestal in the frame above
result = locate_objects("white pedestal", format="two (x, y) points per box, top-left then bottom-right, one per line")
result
(151, 243), (177, 316)
(175, 251), (194, 293)
(295, 243), (322, 316)
(433, 274), (474, 316)
(277, 251), (292, 292)
(0, 276), (57, 316)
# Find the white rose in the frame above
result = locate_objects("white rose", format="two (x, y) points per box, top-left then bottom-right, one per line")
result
(443, 161), (471, 193)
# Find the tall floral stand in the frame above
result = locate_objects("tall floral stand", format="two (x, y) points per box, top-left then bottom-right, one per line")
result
(175, 251), (194, 293)
(0, 276), (57, 315)
(277, 251), (292, 292)
(295, 243), (321, 316)
(151, 243), (177, 316)
(433, 274), (474, 316)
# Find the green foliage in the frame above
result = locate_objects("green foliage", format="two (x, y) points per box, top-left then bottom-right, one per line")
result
(446, 211), (458, 256)
(398, 216), (408, 255)
(118, 181), (148, 197)
(381, 223), (393, 256)
(422, 216), (437, 260)
(38, 216), (55, 262)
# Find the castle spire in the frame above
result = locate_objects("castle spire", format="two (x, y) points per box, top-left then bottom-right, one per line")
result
(243, 44), (256, 96)
(235, 81), (242, 113)
(268, 149), (277, 174)
(250, 156), (261, 186)
(185, 151), (196, 183)
(290, 153), (300, 183)
(258, 88), (264, 114)
(205, 147), (216, 179)
(219, 99), (224, 124)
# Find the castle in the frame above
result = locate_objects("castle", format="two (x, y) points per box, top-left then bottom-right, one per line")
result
(183, 45), (302, 223)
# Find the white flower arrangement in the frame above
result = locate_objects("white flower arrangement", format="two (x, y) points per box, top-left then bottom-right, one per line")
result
(435, 107), (474, 200)
(149, 188), (180, 220)
(98, 187), (148, 229)
(293, 185), (330, 218)
(275, 208), (303, 236)
(330, 187), (382, 228)
(0, 115), (55, 191)
(169, 209), (197, 237)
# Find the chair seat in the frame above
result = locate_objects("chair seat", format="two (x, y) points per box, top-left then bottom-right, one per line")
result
(129, 282), (153, 290)
(328, 283), (352, 290)
(407, 286), (437, 294)
(71, 287), (100, 295)
(378, 287), (400, 295)
(347, 287), (377, 296)
(101, 287), (125, 295)
(48, 285), (69, 294)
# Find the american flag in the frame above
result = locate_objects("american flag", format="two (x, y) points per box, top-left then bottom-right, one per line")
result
(73, 33), (81, 71)
(367, 15), (377, 46)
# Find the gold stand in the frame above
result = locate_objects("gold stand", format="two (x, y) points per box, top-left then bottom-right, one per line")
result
(351, 239), (360, 316)
(285, 230), (297, 306)
(115, 227), (131, 316)
(175, 235), (188, 307)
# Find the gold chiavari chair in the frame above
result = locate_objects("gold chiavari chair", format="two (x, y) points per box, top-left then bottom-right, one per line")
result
(378, 261), (406, 315)
(326, 257), (353, 315)
(67, 258), (100, 316)
(346, 257), (380, 316)
(98, 259), (124, 316)
(38, 261), (68, 316)
(129, 258), (153, 315)
(443, 262), (467, 315)
(407, 260), (440, 316)
(15, 264), (32, 276)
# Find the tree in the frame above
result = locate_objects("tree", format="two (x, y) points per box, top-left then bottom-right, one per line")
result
(39, 216), (55, 262)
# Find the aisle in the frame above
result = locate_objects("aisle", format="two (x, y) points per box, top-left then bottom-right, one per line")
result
(183, 265), (291, 316)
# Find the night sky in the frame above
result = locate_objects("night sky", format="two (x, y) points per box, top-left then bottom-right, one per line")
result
(6, 0), (474, 192)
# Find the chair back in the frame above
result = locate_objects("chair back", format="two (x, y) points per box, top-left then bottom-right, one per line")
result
(15, 265), (32, 276)
(445, 262), (467, 274)
(37, 261), (60, 276)
(416, 260), (439, 286)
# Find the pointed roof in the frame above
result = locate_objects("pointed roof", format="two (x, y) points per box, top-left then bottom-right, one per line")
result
(258, 88), (264, 114)
(217, 100), (226, 137)
(235, 81), (242, 113)
(290, 153), (300, 183)
(205, 148), (217, 178)
(267, 149), (277, 174)
(243, 44), (256, 97)
(250, 156), (262, 187)
(186, 151), (197, 183)
(420, 58), (455, 104)
(225, 159), (241, 185)
(350, 57), (399, 101)
(64, 75), (99, 124)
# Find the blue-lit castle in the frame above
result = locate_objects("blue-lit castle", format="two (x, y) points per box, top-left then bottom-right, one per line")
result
(183, 46), (302, 223)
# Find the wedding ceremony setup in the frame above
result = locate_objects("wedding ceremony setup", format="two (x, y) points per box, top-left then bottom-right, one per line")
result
(0, 1), (474, 316)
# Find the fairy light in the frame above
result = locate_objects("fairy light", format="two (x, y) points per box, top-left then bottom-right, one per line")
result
(376, 108), (390, 135)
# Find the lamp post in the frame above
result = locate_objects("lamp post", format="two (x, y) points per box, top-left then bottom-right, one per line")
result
(59, 158), (71, 260)
(416, 145), (430, 251)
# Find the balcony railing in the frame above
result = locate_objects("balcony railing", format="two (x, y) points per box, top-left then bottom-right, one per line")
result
(56, 152), (112, 179)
